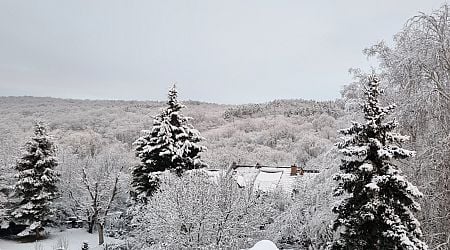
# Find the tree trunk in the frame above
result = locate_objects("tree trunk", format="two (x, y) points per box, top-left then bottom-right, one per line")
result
(88, 216), (94, 234)
(98, 222), (104, 245)
(35, 228), (41, 240)
(88, 212), (98, 234)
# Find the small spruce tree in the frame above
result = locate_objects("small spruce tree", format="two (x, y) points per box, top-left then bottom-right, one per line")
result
(132, 85), (207, 201)
(332, 76), (427, 249)
(81, 241), (89, 250)
(11, 121), (59, 238)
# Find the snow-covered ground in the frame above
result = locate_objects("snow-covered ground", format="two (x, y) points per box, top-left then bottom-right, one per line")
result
(0, 231), (278, 250)
(0, 228), (120, 250)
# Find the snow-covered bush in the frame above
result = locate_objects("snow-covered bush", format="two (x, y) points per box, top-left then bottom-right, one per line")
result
(129, 170), (273, 249)
(266, 150), (340, 249)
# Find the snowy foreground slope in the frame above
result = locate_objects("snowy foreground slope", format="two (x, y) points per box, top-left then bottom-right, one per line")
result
(0, 234), (278, 250)
(0, 229), (119, 250)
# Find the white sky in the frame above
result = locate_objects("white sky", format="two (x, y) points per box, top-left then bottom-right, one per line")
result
(0, 0), (445, 104)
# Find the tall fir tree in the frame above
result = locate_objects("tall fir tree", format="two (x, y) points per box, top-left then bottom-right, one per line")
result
(11, 121), (59, 237)
(132, 85), (207, 201)
(332, 77), (427, 249)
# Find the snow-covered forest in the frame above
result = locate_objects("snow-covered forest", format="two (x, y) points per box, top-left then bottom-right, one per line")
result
(1, 3), (450, 250)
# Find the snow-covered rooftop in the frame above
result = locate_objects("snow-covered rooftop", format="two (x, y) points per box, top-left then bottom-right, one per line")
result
(204, 165), (319, 193)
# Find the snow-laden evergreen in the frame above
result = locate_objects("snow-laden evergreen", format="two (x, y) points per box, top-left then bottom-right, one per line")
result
(10, 121), (59, 236)
(332, 77), (427, 249)
(131, 85), (207, 201)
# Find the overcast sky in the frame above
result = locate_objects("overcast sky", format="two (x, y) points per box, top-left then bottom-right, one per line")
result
(0, 0), (445, 104)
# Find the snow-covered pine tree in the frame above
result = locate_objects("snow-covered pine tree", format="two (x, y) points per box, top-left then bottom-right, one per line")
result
(11, 121), (59, 238)
(132, 85), (207, 201)
(332, 76), (427, 249)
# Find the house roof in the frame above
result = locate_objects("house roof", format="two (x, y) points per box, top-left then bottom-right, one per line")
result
(204, 165), (319, 193)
